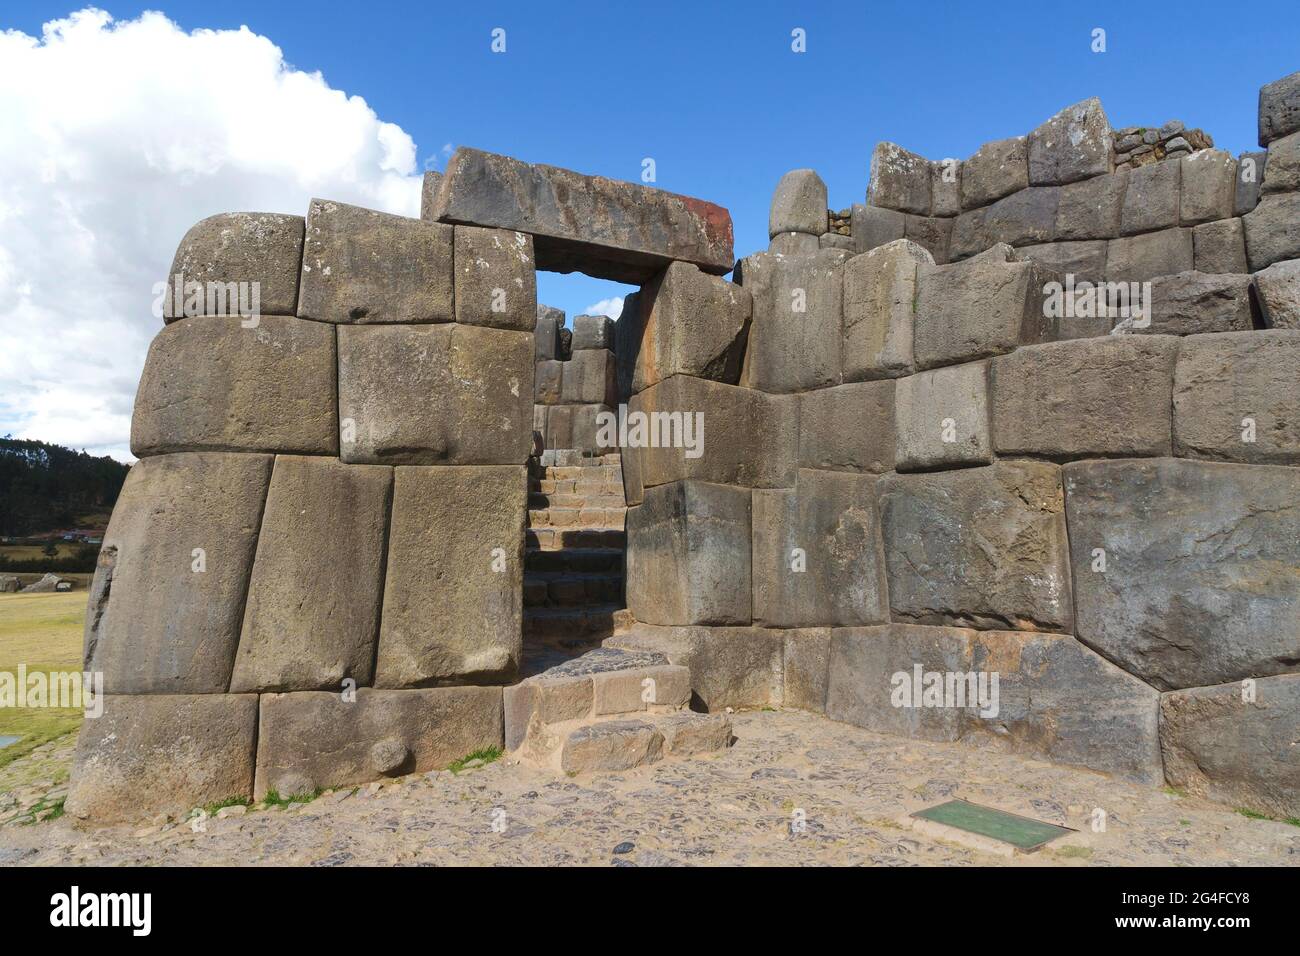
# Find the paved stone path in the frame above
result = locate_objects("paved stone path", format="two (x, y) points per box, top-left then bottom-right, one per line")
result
(2, 711), (1295, 866)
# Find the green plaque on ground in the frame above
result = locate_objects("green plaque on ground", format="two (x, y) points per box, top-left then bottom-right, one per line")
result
(911, 799), (1073, 852)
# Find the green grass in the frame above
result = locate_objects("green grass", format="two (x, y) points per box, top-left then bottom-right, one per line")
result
(1236, 807), (1300, 827)
(261, 788), (324, 808)
(16, 795), (65, 825)
(0, 591), (86, 769)
(202, 795), (252, 816)
(1161, 785), (1187, 798)
(448, 746), (503, 774)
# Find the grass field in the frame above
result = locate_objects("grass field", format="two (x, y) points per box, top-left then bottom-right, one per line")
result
(0, 543), (84, 561)
(0, 591), (86, 769)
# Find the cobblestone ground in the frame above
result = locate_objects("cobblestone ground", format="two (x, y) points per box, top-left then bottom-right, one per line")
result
(1, 710), (1296, 866)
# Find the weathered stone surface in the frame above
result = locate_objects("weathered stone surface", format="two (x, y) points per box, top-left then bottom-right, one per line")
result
(624, 262), (750, 393)
(534, 359), (562, 403)
(66, 694), (258, 823)
(1263, 133), (1300, 198)
(895, 360), (991, 470)
(0, 575), (19, 593)
(769, 169), (828, 236)
(1179, 149), (1237, 224)
(503, 673), (595, 750)
(947, 207), (989, 261)
(903, 213), (953, 264)
(841, 239), (932, 381)
(298, 199), (453, 323)
(571, 313), (615, 351)
(819, 232), (855, 252)
(868, 142), (931, 215)
(1243, 192), (1300, 271)
(769, 231), (821, 256)
(782, 629), (831, 714)
(1055, 170), (1126, 240)
(535, 304), (562, 360)
(1173, 330), (1300, 464)
(1106, 228), (1194, 282)
(1063, 458), (1300, 690)
(966, 242), (1016, 265)
(255, 687), (503, 797)
(625, 480), (751, 626)
(1253, 257), (1300, 328)
(453, 226), (537, 330)
(1192, 218), (1248, 274)
(878, 462), (1073, 632)
(1121, 160), (1181, 235)
(1027, 98), (1112, 185)
(543, 402), (614, 453)
(432, 147), (733, 283)
(739, 249), (846, 392)
(419, 170), (442, 220)
(982, 186), (1060, 246)
(1161, 675), (1300, 818)
(592, 664), (690, 716)
(164, 212), (304, 320)
(851, 203), (905, 254)
(1122, 270), (1253, 335)
(1015, 240), (1107, 281)
(752, 469), (889, 628)
(337, 323), (532, 465)
(560, 720), (663, 773)
(560, 348), (616, 406)
(655, 712), (734, 755)
(230, 456), (392, 693)
(912, 259), (1052, 369)
(797, 381), (894, 473)
(990, 336), (1177, 458)
(131, 315), (337, 457)
(960, 136), (1028, 210)
(375, 466), (526, 686)
(85, 452), (271, 694)
(1258, 70), (1300, 145)
(1235, 150), (1267, 215)
(608, 624), (783, 711)
(930, 159), (962, 217)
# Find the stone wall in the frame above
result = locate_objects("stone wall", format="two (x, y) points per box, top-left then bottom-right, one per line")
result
(532, 306), (617, 455)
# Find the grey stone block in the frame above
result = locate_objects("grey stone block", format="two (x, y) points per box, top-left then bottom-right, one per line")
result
(1105, 228), (1194, 282)
(1192, 218), (1248, 274)
(453, 226), (537, 331)
(535, 304), (563, 360)
(869, 142), (932, 215)
(841, 239), (932, 381)
(561, 720), (663, 772)
(769, 169), (828, 236)
(903, 213), (954, 264)
(1015, 240), (1107, 281)
(1179, 150), (1237, 226)
(560, 348), (616, 406)
(164, 212), (304, 320)
(895, 360), (991, 470)
(797, 380), (895, 473)
(1243, 192), (1300, 271)
(1055, 170), (1126, 240)
(1121, 160), (1181, 235)
(1253, 258), (1300, 328)
(769, 231), (821, 256)
(571, 313), (615, 351)
(534, 359), (562, 403)
(420, 170), (442, 220)
(782, 629), (831, 714)
(1127, 270), (1253, 335)
(912, 258), (1052, 369)
(1027, 98), (1113, 185)
(1234, 151), (1267, 216)
(960, 136), (1028, 210)
(982, 186), (1060, 246)
(930, 159), (962, 217)
(947, 206), (990, 261)
(1262, 129), (1300, 195)
(851, 203), (905, 254)
(608, 624), (783, 712)
(739, 248), (846, 393)
(1258, 70), (1300, 145)
(819, 232), (855, 252)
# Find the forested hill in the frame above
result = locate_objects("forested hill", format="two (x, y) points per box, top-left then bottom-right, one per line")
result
(0, 437), (129, 537)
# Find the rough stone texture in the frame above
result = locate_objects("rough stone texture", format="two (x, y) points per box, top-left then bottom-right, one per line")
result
(1161, 675), (1300, 818)
(655, 712), (734, 756)
(1253, 257), (1300, 328)
(797, 381), (895, 473)
(1027, 98), (1112, 186)
(608, 624), (783, 712)
(930, 159), (962, 217)
(419, 170), (442, 220)
(164, 212), (304, 320)
(878, 462), (1073, 632)
(534, 359), (562, 403)
(769, 232), (820, 256)
(966, 242), (1016, 265)
(1015, 240), (1107, 281)
(1055, 171), (1126, 240)
(820, 232), (855, 252)
(1063, 458), (1300, 690)
(571, 313), (615, 351)
(1243, 192), (1300, 271)
(255, 687), (504, 797)
(1191, 218), (1248, 274)
(297, 199), (453, 324)
(1235, 150), (1267, 215)
(541, 402), (614, 453)
(1105, 228), (1194, 283)
(868, 142), (932, 215)
(1173, 330), (1300, 464)
(560, 348), (616, 406)
(903, 214), (953, 265)
(752, 470), (889, 628)
(782, 629), (831, 714)
(960, 137), (1028, 210)
(560, 720), (663, 773)
(84, 452), (272, 695)
(769, 169), (828, 236)
(894, 361), (991, 470)
(431, 147), (733, 283)
(1179, 149), (1237, 224)
(230, 456), (392, 693)
(625, 481), (751, 626)
(1121, 270), (1253, 335)
(375, 466), (527, 687)
(739, 248), (847, 393)
(1121, 159), (1181, 235)
(453, 226), (537, 331)
(337, 323), (532, 465)
(841, 239), (932, 381)
(989, 336), (1177, 459)
(981, 186), (1060, 247)
(1258, 70), (1300, 145)
(592, 665), (690, 716)
(535, 304), (563, 360)
(65, 694), (258, 823)
(912, 259), (1052, 369)
(851, 203), (905, 254)
(131, 315), (337, 457)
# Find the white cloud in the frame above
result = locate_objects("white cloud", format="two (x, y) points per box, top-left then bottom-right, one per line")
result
(0, 8), (423, 460)
(582, 297), (625, 320)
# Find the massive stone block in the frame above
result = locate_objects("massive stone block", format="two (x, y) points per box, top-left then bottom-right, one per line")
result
(297, 199), (453, 323)
(1179, 149), (1236, 224)
(1161, 675), (1300, 819)
(903, 213), (954, 264)
(797, 380), (895, 473)
(230, 456), (392, 693)
(841, 239), (931, 381)
(164, 212), (304, 320)
(782, 629), (832, 714)
(878, 462), (1073, 632)
(1235, 150), (1267, 216)
(131, 315), (337, 457)
(1243, 192), (1300, 271)
(571, 313), (615, 351)
(961, 137), (1028, 210)
(752, 470), (889, 627)
(420, 170), (442, 220)
(535, 304), (562, 360)
(739, 248), (847, 392)
(85, 452), (272, 695)
(255, 687), (504, 797)
(1120, 159), (1181, 235)
(912, 259), (1053, 369)
(337, 323), (532, 465)
(770, 232), (820, 256)
(453, 226), (537, 331)
(1261, 130), (1300, 194)
(868, 142), (932, 215)
(851, 203), (905, 254)
(1253, 257), (1300, 328)
(375, 466), (527, 687)
(1015, 240), (1108, 282)
(894, 360), (991, 470)
(1123, 270), (1253, 335)
(930, 159), (962, 217)
(1258, 70), (1300, 145)
(1055, 170), (1126, 240)
(1173, 330), (1300, 464)
(770, 169), (828, 236)
(1063, 458), (1300, 690)
(431, 147), (733, 283)
(534, 359), (562, 403)
(989, 336), (1177, 459)
(608, 623), (782, 711)
(65, 694), (259, 823)
(543, 402), (614, 453)
(1191, 218), (1248, 274)
(982, 186), (1060, 247)
(1027, 98), (1112, 185)
(1105, 227), (1194, 282)
(625, 481), (751, 626)
(560, 348), (616, 406)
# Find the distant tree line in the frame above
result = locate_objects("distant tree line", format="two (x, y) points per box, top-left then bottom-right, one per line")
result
(0, 436), (129, 538)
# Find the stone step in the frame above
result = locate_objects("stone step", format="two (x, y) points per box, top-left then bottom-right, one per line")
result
(527, 507), (626, 530)
(531, 478), (624, 496)
(524, 547), (624, 573)
(524, 572), (624, 607)
(527, 527), (625, 551)
(522, 604), (632, 639)
(528, 492), (626, 510)
(557, 713), (734, 773)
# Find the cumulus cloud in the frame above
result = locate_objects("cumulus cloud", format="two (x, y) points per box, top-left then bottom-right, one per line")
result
(582, 297), (625, 320)
(0, 8), (424, 459)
